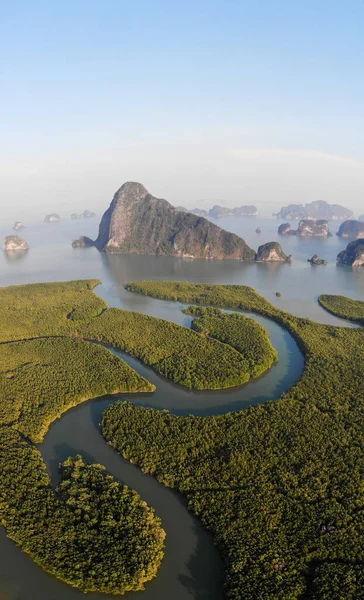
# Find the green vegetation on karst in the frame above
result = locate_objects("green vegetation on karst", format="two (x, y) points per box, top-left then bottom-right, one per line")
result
(0, 432), (165, 594)
(319, 294), (364, 325)
(184, 305), (277, 377)
(100, 280), (364, 600)
(0, 336), (154, 443)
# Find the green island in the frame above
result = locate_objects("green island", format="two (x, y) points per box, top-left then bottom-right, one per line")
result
(0, 336), (154, 443)
(97, 280), (364, 600)
(318, 294), (364, 325)
(184, 305), (278, 378)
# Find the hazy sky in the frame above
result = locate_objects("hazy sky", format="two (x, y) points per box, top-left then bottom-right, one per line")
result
(1, 0), (364, 218)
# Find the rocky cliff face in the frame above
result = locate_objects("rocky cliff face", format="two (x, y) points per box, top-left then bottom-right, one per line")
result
(337, 239), (364, 267)
(278, 223), (292, 235)
(3, 235), (29, 251)
(278, 220), (330, 236)
(93, 182), (256, 260)
(296, 219), (331, 236)
(337, 220), (364, 238)
(256, 242), (291, 262)
(275, 200), (352, 221)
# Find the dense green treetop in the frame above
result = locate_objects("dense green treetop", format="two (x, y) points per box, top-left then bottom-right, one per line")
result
(103, 281), (364, 600)
(0, 279), (105, 342)
(0, 429), (165, 595)
(184, 305), (277, 378)
(0, 279), (268, 390)
(0, 336), (153, 443)
(0, 280), (167, 593)
(319, 294), (364, 325)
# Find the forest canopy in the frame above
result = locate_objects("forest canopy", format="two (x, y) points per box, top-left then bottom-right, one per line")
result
(318, 294), (364, 325)
(110, 281), (364, 600)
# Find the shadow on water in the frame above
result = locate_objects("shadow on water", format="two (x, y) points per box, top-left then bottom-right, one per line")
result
(177, 521), (223, 600)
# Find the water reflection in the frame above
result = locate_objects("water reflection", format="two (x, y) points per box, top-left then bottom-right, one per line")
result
(3, 249), (29, 262)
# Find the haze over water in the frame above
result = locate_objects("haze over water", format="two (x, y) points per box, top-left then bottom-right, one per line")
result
(1, 216), (362, 324)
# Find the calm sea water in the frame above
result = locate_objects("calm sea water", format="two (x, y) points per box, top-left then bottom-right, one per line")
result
(0, 216), (362, 323)
(0, 215), (362, 600)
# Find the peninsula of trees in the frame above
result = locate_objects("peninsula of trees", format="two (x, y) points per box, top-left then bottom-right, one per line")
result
(121, 280), (364, 600)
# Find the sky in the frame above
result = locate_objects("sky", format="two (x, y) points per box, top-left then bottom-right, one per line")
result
(1, 0), (364, 219)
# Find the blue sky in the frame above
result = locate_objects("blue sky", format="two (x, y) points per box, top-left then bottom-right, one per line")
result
(1, 0), (364, 216)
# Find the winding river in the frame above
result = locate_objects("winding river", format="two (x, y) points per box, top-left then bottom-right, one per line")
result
(0, 295), (306, 600)
(0, 215), (362, 599)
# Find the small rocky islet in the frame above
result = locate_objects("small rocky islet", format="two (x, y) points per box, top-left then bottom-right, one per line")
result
(71, 236), (94, 248)
(308, 254), (328, 266)
(256, 242), (291, 262)
(337, 239), (364, 267)
(71, 210), (96, 219)
(336, 219), (364, 239)
(3, 235), (29, 251)
(278, 219), (331, 237)
(44, 213), (61, 223)
(13, 221), (25, 231)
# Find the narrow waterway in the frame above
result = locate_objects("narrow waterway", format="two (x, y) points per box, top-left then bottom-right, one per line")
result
(0, 213), (361, 599)
(0, 303), (304, 600)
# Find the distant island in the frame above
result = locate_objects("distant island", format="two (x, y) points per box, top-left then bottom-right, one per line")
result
(175, 206), (209, 217)
(3, 235), (29, 251)
(44, 213), (61, 223)
(337, 220), (364, 239)
(278, 219), (331, 237)
(177, 204), (259, 218)
(80, 182), (256, 260)
(359, 214), (364, 222)
(71, 210), (96, 219)
(13, 221), (24, 231)
(275, 200), (352, 221)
